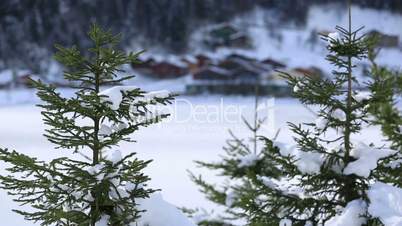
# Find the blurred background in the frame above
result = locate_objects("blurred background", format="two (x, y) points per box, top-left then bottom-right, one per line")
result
(0, 0), (401, 100)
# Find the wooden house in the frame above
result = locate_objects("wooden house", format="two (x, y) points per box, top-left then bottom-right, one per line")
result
(368, 30), (399, 48)
(204, 23), (252, 49)
(260, 58), (286, 69)
(193, 66), (231, 81)
(132, 58), (189, 79)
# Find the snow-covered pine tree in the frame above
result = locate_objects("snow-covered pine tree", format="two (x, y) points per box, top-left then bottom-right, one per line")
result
(0, 24), (174, 226)
(363, 51), (402, 226)
(189, 87), (268, 226)
(190, 5), (401, 226)
(369, 55), (402, 188)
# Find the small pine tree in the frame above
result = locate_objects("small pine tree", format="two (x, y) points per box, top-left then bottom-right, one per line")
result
(368, 53), (402, 187)
(0, 25), (174, 226)
(189, 88), (268, 226)
(190, 6), (401, 226)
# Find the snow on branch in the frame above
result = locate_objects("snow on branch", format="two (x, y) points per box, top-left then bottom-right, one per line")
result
(325, 199), (367, 226)
(137, 193), (196, 226)
(99, 86), (171, 110)
(99, 86), (139, 110)
(343, 142), (396, 178)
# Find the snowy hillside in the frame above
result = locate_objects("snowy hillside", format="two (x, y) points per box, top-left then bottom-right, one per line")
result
(188, 4), (402, 72)
(1, 4), (401, 95)
(123, 4), (402, 94)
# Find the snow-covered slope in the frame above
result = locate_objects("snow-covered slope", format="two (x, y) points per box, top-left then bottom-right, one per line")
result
(188, 4), (402, 76)
(129, 4), (402, 93)
(1, 4), (401, 96)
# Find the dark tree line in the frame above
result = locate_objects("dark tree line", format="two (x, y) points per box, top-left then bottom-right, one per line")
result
(0, 0), (400, 73)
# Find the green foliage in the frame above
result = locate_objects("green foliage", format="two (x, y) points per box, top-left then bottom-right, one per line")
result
(0, 24), (174, 226)
(368, 54), (402, 187)
(191, 17), (398, 226)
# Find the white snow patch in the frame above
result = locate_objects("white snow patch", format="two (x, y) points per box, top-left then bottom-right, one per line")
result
(368, 182), (402, 226)
(84, 192), (94, 202)
(225, 188), (236, 207)
(343, 142), (396, 178)
(104, 149), (123, 164)
(275, 142), (324, 175)
(315, 116), (328, 131)
(295, 150), (324, 175)
(136, 193), (196, 226)
(354, 91), (371, 102)
(99, 86), (138, 110)
(274, 142), (294, 156)
(99, 124), (113, 136)
(238, 153), (259, 167)
(112, 122), (128, 132)
(293, 82), (302, 93)
(325, 199), (367, 226)
(258, 176), (278, 190)
(305, 221), (313, 226)
(331, 109), (346, 121)
(258, 176), (308, 199)
(109, 187), (130, 200)
(86, 163), (105, 175)
(99, 86), (170, 111)
(86, 163), (106, 181)
(327, 32), (341, 46)
(95, 214), (110, 226)
(386, 157), (402, 169)
(280, 218), (292, 226)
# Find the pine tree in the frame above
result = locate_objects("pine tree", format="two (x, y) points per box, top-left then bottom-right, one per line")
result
(190, 5), (401, 226)
(0, 24), (174, 226)
(189, 88), (268, 226)
(368, 51), (402, 187)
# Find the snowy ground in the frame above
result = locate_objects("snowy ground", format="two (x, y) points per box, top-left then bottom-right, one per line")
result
(0, 92), (386, 225)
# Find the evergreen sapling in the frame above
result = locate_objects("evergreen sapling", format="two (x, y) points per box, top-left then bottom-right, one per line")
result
(190, 7), (402, 226)
(364, 49), (402, 225)
(369, 52), (402, 184)
(0, 25), (174, 226)
(189, 90), (274, 226)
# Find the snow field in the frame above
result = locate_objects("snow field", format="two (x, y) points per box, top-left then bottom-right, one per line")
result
(0, 94), (388, 225)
